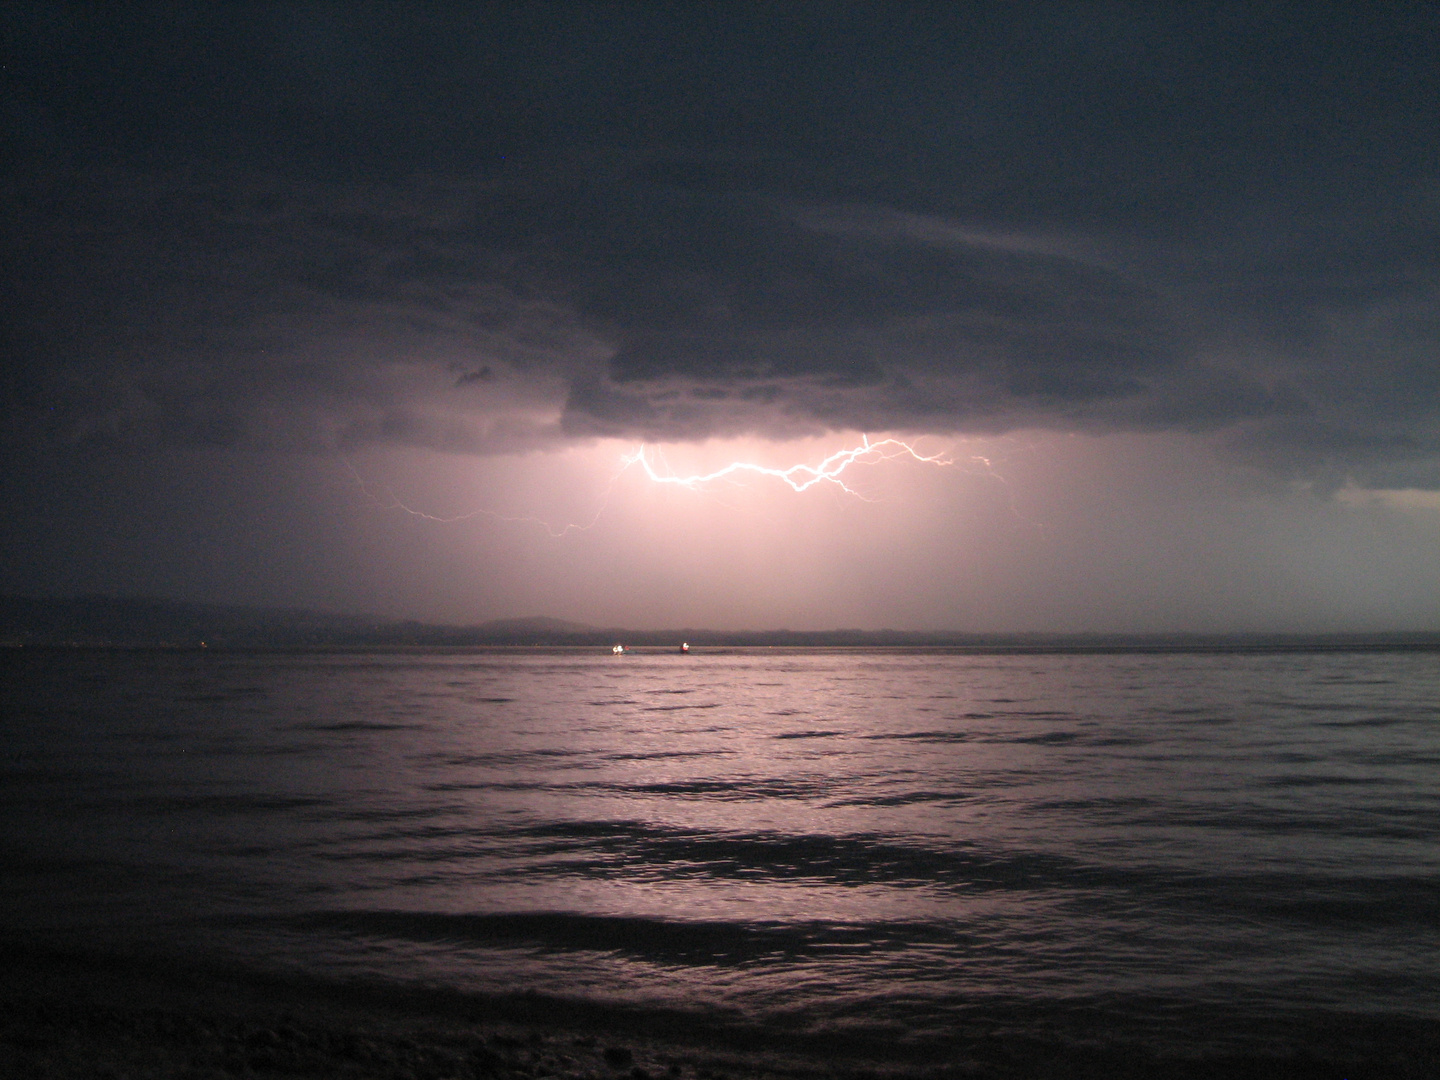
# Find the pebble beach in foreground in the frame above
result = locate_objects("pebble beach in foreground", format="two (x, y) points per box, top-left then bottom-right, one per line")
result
(3, 946), (1438, 1080)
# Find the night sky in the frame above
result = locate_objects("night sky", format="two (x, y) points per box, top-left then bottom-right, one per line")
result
(4, 4), (1438, 632)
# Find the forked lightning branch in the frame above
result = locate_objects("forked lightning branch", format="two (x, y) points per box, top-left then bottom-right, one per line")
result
(620, 436), (956, 496)
(349, 436), (972, 537)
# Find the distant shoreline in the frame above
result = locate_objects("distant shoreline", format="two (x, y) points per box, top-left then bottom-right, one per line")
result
(3, 594), (1439, 651)
(7, 640), (1440, 656)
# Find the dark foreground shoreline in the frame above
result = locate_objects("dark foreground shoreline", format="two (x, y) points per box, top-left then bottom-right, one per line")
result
(1, 945), (1435, 1080)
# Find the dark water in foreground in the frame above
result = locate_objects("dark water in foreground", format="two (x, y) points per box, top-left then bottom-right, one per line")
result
(3, 647), (1438, 1058)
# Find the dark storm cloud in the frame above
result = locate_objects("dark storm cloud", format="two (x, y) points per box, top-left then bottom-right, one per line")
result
(4, 3), (1438, 483)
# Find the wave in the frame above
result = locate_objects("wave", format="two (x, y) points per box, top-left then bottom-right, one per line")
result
(497, 821), (1436, 918)
(287, 908), (931, 966)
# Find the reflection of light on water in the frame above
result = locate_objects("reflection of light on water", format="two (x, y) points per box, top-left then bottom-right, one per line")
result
(9, 647), (1440, 1053)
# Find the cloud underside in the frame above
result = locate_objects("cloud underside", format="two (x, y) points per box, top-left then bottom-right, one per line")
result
(3, 168), (1438, 489)
(4, 4), (1439, 498)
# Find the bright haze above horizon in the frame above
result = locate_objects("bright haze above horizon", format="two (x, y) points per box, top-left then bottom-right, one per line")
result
(3, 4), (1439, 633)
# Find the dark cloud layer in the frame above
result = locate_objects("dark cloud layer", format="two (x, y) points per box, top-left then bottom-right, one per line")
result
(4, 3), (1439, 488)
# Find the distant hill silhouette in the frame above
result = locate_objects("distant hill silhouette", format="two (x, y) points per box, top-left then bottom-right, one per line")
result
(2, 594), (1437, 652)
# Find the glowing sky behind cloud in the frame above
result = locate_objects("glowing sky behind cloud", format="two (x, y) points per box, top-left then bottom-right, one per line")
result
(310, 431), (1437, 632)
(2, 4), (1437, 631)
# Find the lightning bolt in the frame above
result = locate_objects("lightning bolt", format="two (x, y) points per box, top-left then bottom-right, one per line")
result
(348, 435), (976, 535)
(618, 435), (959, 498)
(344, 460), (608, 537)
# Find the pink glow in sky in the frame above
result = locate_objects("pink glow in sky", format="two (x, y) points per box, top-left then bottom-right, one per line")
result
(4, 8), (1438, 633)
(300, 431), (1440, 633)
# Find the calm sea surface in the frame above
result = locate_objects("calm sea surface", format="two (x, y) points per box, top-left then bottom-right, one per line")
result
(3, 647), (1438, 1055)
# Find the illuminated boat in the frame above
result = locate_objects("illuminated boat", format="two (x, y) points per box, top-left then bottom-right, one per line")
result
(612, 644), (626, 654)
(680, 642), (690, 653)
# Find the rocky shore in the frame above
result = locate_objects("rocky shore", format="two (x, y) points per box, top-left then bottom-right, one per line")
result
(2, 946), (1434, 1080)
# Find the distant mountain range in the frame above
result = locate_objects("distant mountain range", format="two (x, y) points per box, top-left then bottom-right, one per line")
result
(2, 594), (1437, 651)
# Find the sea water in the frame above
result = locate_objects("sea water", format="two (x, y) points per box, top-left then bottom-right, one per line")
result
(3, 646), (1438, 1057)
